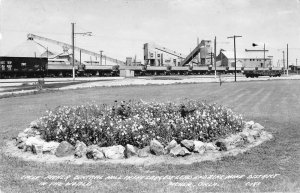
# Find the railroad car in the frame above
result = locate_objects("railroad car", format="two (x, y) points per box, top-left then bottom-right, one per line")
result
(0, 56), (47, 78)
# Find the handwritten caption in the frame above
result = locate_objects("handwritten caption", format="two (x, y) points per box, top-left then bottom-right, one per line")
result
(20, 174), (280, 188)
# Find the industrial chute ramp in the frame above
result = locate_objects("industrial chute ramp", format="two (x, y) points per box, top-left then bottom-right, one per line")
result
(180, 40), (211, 66)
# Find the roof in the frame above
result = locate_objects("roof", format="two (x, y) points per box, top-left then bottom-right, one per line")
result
(40, 50), (57, 58)
(222, 50), (271, 59)
(5, 40), (45, 57)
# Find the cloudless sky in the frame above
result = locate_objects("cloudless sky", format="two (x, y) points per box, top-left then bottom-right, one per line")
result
(0, 0), (299, 65)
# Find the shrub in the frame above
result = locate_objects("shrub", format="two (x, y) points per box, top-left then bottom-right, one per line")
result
(35, 100), (244, 148)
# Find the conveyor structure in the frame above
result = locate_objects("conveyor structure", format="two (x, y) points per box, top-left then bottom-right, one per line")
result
(27, 34), (125, 65)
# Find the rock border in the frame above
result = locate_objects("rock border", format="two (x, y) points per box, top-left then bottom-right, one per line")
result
(2, 121), (273, 166)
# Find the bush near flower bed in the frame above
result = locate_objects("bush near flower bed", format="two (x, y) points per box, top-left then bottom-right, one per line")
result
(35, 100), (244, 148)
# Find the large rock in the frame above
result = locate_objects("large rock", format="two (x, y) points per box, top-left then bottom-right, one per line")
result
(215, 141), (227, 151)
(101, 145), (125, 159)
(240, 133), (249, 144)
(74, 141), (87, 158)
(55, 141), (75, 157)
(260, 131), (273, 141)
(24, 136), (44, 152)
(32, 144), (43, 155)
(137, 146), (151, 158)
(240, 129), (250, 137)
(125, 144), (138, 158)
(180, 140), (194, 151)
(42, 141), (60, 154)
(86, 145), (104, 160)
(245, 121), (255, 129)
(16, 132), (28, 144)
(241, 132), (255, 143)
(150, 139), (165, 156)
(17, 142), (26, 149)
(248, 135), (256, 143)
(25, 136), (44, 146)
(93, 150), (105, 160)
(193, 140), (205, 154)
(204, 143), (217, 151)
(252, 123), (264, 131)
(248, 129), (260, 139)
(169, 145), (191, 157)
(224, 135), (245, 148)
(165, 140), (178, 153)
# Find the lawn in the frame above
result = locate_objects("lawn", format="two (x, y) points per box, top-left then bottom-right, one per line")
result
(0, 80), (299, 193)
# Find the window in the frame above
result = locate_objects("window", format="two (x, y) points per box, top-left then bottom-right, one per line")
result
(0, 61), (5, 65)
(150, 53), (154, 57)
(1, 65), (5, 71)
(21, 63), (26, 67)
(157, 54), (160, 57)
(7, 65), (12, 71)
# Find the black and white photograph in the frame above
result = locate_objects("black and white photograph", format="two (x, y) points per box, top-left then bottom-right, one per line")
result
(0, 0), (299, 192)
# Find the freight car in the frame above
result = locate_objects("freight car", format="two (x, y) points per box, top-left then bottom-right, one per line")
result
(0, 56), (47, 78)
(243, 67), (283, 78)
(0, 57), (120, 78)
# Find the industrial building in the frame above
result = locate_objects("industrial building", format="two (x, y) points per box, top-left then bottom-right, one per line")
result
(216, 50), (272, 68)
(143, 40), (212, 67)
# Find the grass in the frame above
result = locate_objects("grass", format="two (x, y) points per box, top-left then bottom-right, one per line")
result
(0, 80), (300, 192)
(0, 79), (113, 93)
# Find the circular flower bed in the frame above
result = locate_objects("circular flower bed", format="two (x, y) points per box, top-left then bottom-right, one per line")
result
(35, 100), (244, 147)
(10, 100), (273, 162)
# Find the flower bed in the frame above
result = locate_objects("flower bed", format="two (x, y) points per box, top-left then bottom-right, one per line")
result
(11, 100), (274, 162)
(33, 100), (244, 148)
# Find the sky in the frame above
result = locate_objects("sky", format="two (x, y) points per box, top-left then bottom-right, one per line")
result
(0, 0), (299, 65)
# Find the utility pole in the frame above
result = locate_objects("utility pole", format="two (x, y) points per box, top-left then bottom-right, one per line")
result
(46, 47), (48, 76)
(71, 23), (75, 80)
(283, 51), (285, 74)
(197, 37), (200, 65)
(80, 49), (81, 67)
(210, 49), (213, 67)
(99, 50), (103, 65)
(214, 36), (217, 78)
(227, 35), (242, 82)
(296, 59), (298, 75)
(287, 44), (289, 76)
(263, 43), (265, 68)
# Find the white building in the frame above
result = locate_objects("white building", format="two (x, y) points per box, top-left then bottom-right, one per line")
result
(216, 50), (272, 68)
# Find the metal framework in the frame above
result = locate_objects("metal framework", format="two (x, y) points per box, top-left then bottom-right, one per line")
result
(27, 33), (125, 65)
